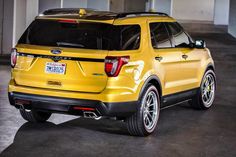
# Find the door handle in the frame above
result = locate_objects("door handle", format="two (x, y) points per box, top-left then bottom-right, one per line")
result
(182, 54), (188, 59)
(155, 56), (163, 62)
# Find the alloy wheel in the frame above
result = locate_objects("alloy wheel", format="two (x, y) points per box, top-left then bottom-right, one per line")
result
(201, 73), (215, 107)
(143, 90), (159, 131)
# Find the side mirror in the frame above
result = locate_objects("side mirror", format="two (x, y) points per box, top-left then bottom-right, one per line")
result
(195, 39), (206, 49)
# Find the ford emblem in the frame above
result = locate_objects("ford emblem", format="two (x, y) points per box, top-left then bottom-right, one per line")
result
(51, 49), (61, 54)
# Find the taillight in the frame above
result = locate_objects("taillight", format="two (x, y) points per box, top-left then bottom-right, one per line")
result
(105, 56), (130, 77)
(11, 48), (18, 68)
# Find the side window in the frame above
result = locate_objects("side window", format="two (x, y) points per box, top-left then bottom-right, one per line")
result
(108, 25), (141, 50)
(167, 22), (191, 48)
(150, 22), (172, 48)
(119, 25), (141, 50)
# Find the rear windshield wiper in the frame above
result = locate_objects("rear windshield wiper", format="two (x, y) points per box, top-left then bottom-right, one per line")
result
(56, 42), (85, 48)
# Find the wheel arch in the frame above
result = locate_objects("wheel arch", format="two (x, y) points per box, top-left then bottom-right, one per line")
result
(206, 63), (215, 72)
(139, 75), (162, 101)
(201, 63), (217, 89)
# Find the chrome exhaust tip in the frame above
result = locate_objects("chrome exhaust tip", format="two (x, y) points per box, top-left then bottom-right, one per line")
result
(83, 111), (102, 120)
(17, 104), (31, 112)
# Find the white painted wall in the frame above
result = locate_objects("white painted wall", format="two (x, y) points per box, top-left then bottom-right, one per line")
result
(87, 0), (110, 11)
(13, 0), (39, 47)
(214, 0), (230, 25)
(26, 0), (39, 27)
(13, 0), (26, 46)
(172, 0), (215, 21)
(63, 0), (87, 8)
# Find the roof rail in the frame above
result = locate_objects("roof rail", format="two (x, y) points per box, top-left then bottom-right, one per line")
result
(42, 8), (95, 16)
(116, 12), (169, 18)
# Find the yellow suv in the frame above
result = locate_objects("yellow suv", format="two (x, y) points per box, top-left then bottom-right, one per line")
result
(8, 9), (216, 136)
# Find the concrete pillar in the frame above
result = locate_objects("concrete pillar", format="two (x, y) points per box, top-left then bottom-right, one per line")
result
(13, 0), (39, 47)
(214, 0), (230, 25)
(154, 0), (172, 15)
(2, 0), (14, 54)
(0, 0), (3, 54)
(26, 0), (39, 27)
(13, 0), (26, 47)
(62, 0), (87, 8)
(229, 0), (236, 38)
(149, 0), (155, 12)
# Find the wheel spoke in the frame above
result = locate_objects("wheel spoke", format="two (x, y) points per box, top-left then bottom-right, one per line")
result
(146, 116), (151, 125)
(149, 103), (155, 107)
(143, 90), (159, 130)
(147, 111), (152, 119)
(146, 95), (152, 106)
(206, 92), (210, 100)
(201, 73), (215, 106)
(205, 79), (209, 86)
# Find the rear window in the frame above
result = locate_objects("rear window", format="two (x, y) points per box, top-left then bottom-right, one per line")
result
(18, 19), (141, 51)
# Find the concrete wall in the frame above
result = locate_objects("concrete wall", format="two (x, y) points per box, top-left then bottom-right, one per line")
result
(229, 0), (236, 38)
(214, 0), (230, 25)
(2, 0), (14, 54)
(110, 0), (124, 12)
(87, 0), (110, 11)
(63, 0), (87, 8)
(39, 0), (61, 13)
(110, 0), (146, 12)
(154, 0), (171, 15)
(172, 0), (215, 21)
(125, 0), (146, 12)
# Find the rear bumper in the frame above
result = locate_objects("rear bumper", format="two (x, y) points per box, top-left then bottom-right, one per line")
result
(8, 92), (138, 117)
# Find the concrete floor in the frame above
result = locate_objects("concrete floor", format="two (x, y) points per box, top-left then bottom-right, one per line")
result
(0, 24), (236, 157)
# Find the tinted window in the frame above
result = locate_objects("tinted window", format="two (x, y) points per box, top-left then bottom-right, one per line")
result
(18, 19), (141, 51)
(150, 22), (172, 48)
(168, 22), (191, 48)
(112, 25), (141, 50)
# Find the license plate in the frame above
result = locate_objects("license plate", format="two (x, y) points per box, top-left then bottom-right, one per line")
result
(45, 62), (66, 74)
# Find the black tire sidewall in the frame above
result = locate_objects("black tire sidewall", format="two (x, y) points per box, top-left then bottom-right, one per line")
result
(138, 84), (160, 134)
(20, 109), (51, 122)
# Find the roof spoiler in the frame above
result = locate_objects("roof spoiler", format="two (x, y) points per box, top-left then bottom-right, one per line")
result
(42, 8), (96, 16)
(116, 12), (169, 18)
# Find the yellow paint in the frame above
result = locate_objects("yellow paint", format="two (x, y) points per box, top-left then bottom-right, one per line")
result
(9, 14), (214, 103)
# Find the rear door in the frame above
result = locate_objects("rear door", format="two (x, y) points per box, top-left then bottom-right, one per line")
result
(14, 19), (110, 93)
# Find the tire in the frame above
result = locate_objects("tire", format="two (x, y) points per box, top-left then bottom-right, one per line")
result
(20, 109), (51, 122)
(191, 69), (216, 110)
(125, 84), (160, 136)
